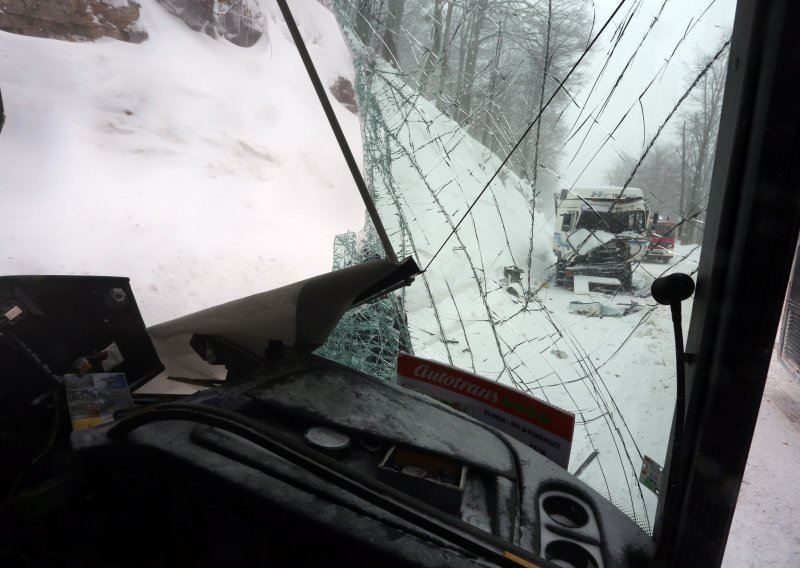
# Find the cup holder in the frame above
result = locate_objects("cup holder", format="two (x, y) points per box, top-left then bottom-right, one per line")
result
(545, 540), (599, 568)
(542, 494), (589, 528)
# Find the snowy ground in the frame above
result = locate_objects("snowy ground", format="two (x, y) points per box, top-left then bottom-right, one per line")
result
(1, 0), (798, 564)
(0, 0), (365, 325)
(723, 353), (800, 567)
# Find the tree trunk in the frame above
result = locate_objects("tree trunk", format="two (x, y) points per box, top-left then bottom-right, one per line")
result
(436, 0), (454, 109)
(527, 0), (552, 294)
(480, 16), (504, 148)
(459, 0), (489, 123)
(454, 5), (470, 117)
(421, 0), (443, 97)
(353, 0), (374, 47)
(381, 0), (405, 67)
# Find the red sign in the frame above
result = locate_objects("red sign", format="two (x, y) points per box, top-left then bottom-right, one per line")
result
(397, 353), (575, 468)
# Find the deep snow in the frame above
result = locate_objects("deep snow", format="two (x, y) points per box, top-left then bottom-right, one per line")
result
(0, 0), (365, 325)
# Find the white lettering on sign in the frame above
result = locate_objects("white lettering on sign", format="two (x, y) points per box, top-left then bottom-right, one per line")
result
(412, 364), (500, 403)
(397, 353), (575, 469)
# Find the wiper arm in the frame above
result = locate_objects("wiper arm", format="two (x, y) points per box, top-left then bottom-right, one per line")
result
(274, 0), (397, 263)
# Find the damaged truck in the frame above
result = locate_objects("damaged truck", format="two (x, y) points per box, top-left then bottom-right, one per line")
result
(553, 187), (650, 291)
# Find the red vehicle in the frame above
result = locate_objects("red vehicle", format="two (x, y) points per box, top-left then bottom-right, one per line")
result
(646, 218), (676, 263)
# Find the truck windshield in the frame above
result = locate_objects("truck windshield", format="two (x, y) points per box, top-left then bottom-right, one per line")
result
(576, 211), (645, 234)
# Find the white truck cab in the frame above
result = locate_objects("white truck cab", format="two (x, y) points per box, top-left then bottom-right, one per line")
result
(553, 186), (650, 290)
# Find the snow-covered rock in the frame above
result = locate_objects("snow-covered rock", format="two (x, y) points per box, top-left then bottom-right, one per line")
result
(0, 0), (147, 43)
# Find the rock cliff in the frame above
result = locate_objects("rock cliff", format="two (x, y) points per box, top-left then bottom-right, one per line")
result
(156, 0), (262, 47)
(0, 0), (146, 43)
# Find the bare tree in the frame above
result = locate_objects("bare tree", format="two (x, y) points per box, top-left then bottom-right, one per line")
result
(605, 42), (728, 243)
(337, 0), (592, 182)
(678, 45), (728, 244)
(606, 142), (682, 219)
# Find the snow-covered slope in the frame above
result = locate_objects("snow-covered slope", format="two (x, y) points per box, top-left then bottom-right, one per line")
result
(0, 0), (364, 325)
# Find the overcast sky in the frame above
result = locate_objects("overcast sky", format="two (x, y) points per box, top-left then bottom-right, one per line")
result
(557, 0), (737, 186)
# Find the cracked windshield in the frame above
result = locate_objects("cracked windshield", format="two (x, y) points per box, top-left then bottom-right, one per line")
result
(0, 0), (736, 535)
(324, 0), (735, 532)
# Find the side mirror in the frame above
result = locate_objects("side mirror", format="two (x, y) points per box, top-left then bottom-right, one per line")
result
(0, 89), (5, 134)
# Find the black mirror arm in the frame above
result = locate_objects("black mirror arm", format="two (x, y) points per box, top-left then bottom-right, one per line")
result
(651, 273), (695, 561)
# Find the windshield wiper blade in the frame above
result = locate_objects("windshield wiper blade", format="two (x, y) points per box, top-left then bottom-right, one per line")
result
(275, 0), (397, 263)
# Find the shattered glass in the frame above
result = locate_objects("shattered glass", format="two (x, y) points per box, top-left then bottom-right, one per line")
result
(322, 0), (736, 532)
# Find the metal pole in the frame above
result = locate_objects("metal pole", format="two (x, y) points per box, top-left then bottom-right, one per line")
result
(275, 0), (398, 263)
